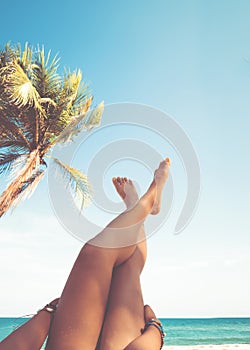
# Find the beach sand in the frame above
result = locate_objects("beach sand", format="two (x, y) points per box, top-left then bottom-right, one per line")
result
(163, 345), (250, 350)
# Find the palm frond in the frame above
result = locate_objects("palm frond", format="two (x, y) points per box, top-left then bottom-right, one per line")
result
(0, 114), (32, 150)
(54, 100), (104, 144)
(8, 154), (29, 181)
(31, 46), (61, 101)
(69, 77), (90, 116)
(0, 140), (29, 150)
(52, 157), (92, 211)
(0, 43), (15, 69)
(16, 42), (33, 74)
(55, 69), (89, 122)
(82, 100), (104, 131)
(63, 69), (82, 101)
(0, 153), (22, 175)
(1, 60), (43, 112)
(36, 70), (91, 145)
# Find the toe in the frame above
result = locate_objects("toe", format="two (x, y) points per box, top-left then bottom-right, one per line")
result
(165, 157), (171, 166)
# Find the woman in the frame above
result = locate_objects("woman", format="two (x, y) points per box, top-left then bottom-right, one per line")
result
(0, 158), (170, 350)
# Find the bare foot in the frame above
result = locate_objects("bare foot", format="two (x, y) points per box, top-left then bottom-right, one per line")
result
(151, 157), (171, 215)
(112, 177), (139, 209)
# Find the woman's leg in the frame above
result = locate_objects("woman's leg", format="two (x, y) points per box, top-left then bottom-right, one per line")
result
(98, 178), (147, 350)
(0, 299), (58, 350)
(98, 172), (169, 350)
(98, 239), (147, 350)
(46, 159), (170, 350)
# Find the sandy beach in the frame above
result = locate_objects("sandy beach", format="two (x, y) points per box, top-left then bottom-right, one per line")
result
(163, 345), (250, 350)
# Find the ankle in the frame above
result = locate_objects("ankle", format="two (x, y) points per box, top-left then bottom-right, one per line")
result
(141, 319), (165, 349)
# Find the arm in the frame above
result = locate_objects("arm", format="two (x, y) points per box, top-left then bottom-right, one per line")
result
(0, 299), (58, 350)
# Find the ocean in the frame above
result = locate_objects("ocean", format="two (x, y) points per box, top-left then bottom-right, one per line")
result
(160, 318), (250, 346)
(0, 317), (250, 347)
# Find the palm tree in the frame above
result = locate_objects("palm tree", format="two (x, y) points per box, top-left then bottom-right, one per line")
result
(0, 43), (104, 217)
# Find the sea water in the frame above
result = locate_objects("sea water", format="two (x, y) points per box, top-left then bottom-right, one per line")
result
(161, 318), (250, 346)
(0, 317), (250, 346)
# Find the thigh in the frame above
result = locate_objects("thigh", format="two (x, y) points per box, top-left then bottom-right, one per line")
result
(46, 244), (117, 350)
(98, 241), (147, 350)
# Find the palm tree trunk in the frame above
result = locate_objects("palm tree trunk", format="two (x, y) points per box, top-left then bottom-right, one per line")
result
(0, 149), (40, 217)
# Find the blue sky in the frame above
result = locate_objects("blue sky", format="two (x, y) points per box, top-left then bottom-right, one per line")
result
(0, 0), (250, 317)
